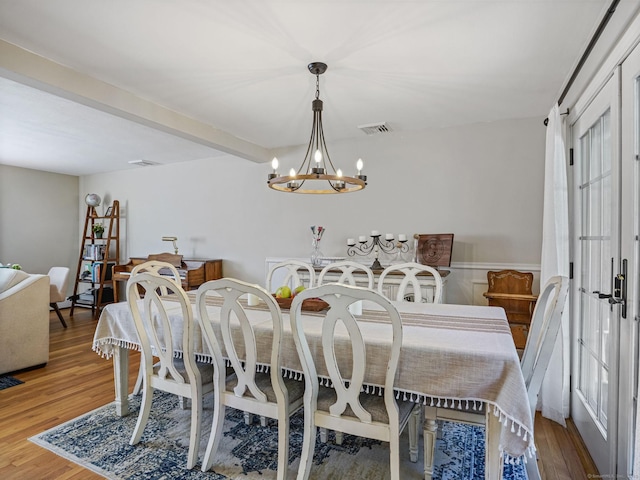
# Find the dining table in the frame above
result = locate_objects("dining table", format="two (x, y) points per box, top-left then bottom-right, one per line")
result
(92, 292), (535, 477)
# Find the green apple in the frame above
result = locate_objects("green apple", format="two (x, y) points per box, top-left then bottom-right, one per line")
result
(293, 285), (306, 296)
(275, 285), (291, 299)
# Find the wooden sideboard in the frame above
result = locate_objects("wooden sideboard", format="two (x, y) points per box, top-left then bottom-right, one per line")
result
(112, 253), (223, 302)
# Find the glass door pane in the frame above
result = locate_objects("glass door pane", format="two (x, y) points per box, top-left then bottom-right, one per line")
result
(576, 109), (611, 433)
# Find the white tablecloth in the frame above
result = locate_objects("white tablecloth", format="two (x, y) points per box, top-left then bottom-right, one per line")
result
(93, 295), (534, 459)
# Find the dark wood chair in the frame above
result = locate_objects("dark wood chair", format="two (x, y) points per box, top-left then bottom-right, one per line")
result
(484, 270), (538, 350)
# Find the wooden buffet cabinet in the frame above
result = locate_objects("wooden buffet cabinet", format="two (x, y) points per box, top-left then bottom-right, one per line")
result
(112, 253), (223, 302)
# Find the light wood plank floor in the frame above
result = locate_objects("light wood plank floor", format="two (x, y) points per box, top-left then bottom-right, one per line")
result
(0, 309), (599, 479)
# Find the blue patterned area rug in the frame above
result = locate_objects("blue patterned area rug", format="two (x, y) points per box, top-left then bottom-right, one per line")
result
(30, 391), (528, 479)
(0, 375), (24, 390)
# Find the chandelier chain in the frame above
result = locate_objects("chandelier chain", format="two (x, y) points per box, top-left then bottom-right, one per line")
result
(315, 74), (320, 100)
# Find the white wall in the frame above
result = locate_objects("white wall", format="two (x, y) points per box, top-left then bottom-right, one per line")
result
(0, 164), (79, 289)
(79, 116), (545, 303)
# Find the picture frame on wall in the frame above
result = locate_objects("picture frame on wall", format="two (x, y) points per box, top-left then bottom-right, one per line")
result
(414, 233), (454, 268)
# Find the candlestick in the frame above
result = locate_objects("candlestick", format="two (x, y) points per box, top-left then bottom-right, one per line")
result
(398, 233), (407, 242)
(347, 230), (410, 270)
(347, 238), (356, 246)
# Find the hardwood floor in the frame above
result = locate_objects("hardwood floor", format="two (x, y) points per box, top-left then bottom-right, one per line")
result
(0, 309), (599, 479)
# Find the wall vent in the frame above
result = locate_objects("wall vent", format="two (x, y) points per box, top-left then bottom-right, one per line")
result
(358, 122), (392, 135)
(128, 159), (159, 167)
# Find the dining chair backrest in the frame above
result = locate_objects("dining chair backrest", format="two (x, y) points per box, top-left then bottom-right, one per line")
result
(127, 272), (201, 391)
(317, 260), (375, 289)
(291, 283), (404, 424)
(266, 259), (315, 293)
(520, 275), (569, 418)
(377, 262), (443, 303)
(126, 272), (208, 469)
(290, 283), (417, 480)
(130, 260), (182, 299)
(196, 277), (287, 406)
(196, 278), (303, 477)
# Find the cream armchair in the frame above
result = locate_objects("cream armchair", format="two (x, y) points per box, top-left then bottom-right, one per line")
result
(0, 269), (50, 375)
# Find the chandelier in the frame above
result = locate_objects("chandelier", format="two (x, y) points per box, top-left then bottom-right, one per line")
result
(267, 62), (367, 194)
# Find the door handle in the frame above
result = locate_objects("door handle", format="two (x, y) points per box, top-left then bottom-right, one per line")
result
(592, 290), (612, 299)
(611, 260), (627, 318)
(601, 260), (627, 317)
(593, 260), (627, 318)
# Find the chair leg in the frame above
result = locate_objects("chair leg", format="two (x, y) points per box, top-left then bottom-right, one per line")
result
(296, 414), (316, 480)
(50, 303), (67, 328)
(485, 411), (504, 480)
(525, 453), (542, 480)
(132, 366), (143, 395)
(423, 406), (438, 480)
(202, 404), (226, 472)
(389, 432), (401, 480)
(408, 405), (420, 462)
(276, 412), (289, 480)
(130, 386), (154, 446)
(186, 386), (202, 469)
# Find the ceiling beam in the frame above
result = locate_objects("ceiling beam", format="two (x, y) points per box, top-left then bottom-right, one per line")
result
(0, 39), (268, 164)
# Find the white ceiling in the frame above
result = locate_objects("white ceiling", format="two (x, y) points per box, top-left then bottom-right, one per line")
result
(0, 0), (624, 176)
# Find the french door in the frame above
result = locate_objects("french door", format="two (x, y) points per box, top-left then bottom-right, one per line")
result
(571, 72), (621, 474)
(621, 42), (640, 475)
(570, 40), (640, 475)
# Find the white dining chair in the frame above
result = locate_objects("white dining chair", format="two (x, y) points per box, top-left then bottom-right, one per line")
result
(196, 278), (305, 477)
(266, 259), (316, 293)
(422, 275), (569, 480)
(126, 272), (214, 470)
(317, 260), (377, 445)
(129, 260), (184, 395)
(317, 260), (375, 289)
(377, 262), (443, 303)
(48, 266), (70, 328)
(290, 283), (420, 480)
(129, 260), (182, 298)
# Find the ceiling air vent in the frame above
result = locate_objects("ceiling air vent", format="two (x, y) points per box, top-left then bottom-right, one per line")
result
(128, 159), (159, 167)
(358, 122), (392, 135)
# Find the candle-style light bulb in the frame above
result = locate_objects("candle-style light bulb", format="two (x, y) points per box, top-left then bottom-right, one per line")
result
(289, 168), (296, 177)
(337, 169), (343, 177)
(314, 149), (322, 163)
(356, 158), (364, 174)
(271, 157), (279, 171)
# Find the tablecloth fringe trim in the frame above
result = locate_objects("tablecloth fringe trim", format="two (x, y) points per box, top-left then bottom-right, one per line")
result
(503, 445), (537, 464)
(91, 347), (536, 460)
(92, 338), (141, 358)
(391, 387), (536, 457)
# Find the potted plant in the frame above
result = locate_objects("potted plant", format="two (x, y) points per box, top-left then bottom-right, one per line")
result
(92, 223), (105, 238)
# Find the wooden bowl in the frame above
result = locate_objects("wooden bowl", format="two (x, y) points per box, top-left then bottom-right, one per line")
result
(272, 295), (329, 311)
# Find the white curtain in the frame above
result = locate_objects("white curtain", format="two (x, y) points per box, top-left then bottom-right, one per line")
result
(539, 104), (570, 425)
